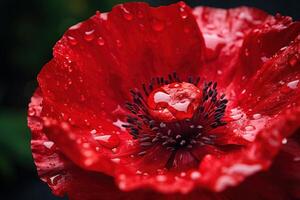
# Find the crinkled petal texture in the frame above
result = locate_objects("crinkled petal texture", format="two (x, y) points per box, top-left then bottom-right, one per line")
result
(28, 2), (300, 200)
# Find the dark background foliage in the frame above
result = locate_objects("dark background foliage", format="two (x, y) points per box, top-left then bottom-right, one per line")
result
(0, 0), (299, 199)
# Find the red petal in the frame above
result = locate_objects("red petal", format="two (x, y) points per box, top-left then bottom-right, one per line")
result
(29, 90), (300, 199)
(29, 89), (70, 196)
(38, 1), (206, 129)
(232, 15), (300, 92)
(193, 6), (270, 87)
(192, 17), (300, 192)
(238, 35), (300, 115)
(199, 104), (300, 191)
(269, 131), (300, 199)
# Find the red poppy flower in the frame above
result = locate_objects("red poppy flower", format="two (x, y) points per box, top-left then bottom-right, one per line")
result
(28, 2), (300, 200)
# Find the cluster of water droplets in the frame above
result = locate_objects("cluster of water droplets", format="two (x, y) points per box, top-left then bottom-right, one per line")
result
(65, 2), (192, 50)
(229, 107), (271, 142)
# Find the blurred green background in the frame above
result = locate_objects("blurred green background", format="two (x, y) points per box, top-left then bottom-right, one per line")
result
(0, 0), (299, 199)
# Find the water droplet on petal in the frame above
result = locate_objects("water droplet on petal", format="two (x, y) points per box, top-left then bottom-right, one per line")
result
(112, 147), (118, 153)
(244, 48), (249, 56)
(231, 113), (243, 120)
(121, 6), (133, 21)
(156, 175), (167, 182)
(94, 134), (120, 149)
(69, 22), (83, 30)
(136, 170), (142, 175)
(190, 171), (201, 180)
(47, 174), (62, 186)
(235, 31), (244, 38)
(252, 113), (261, 120)
(152, 19), (165, 32)
(293, 157), (300, 162)
(139, 23), (145, 31)
(84, 30), (95, 41)
(282, 138), (287, 144)
(179, 7), (188, 19)
(28, 107), (36, 116)
(67, 36), (78, 46)
(43, 141), (54, 149)
(97, 36), (105, 46)
(244, 125), (255, 131)
(287, 80), (299, 89)
(289, 56), (298, 66)
(116, 40), (122, 47)
(111, 158), (121, 164)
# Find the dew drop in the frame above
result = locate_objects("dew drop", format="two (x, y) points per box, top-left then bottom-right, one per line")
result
(84, 30), (95, 41)
(244, 48), (249, 57)
(112, 148), (118, 153)
(111, 158), (121, 164)
(235, 31), (244, 38)
(47, 174), (62, 186)
(180, 172), (186, 177)
(94, 134), (120, 149)
(190, 171), (201, 180)
(178, 1), (187, 8)
(43, 141), (54, 149)
(121, 6), (133, 21)
(282, 138), (287, 144)
(293, 157), (300, 162)
(28, 107), (36, 117)
(84, 158), (94, 167)
(179, 8), (188, 19)
(154, 91), (171, 103)
(139, 23), (145, 31)
(136, 170), (142, 175)
(287, 80), (299, 89)
(230, 108), (244, 120)
(97, 37), (105, 46)
(67, 36), (78, 46)
(252, 113), (261, 120)
(244, 125), (255, 131)
(231, 114), (243, 120)
(289, 56), (298, 66)
(69, 22), (82, 30)
(116, 40), (122, 47)
(152, 19), (165, 32)
(156, 175), (167, 182)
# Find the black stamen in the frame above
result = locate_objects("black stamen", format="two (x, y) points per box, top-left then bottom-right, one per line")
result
(123, 72), (229, 160)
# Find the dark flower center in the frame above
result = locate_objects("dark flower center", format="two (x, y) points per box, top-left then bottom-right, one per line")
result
(123, 72), (228, 158)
